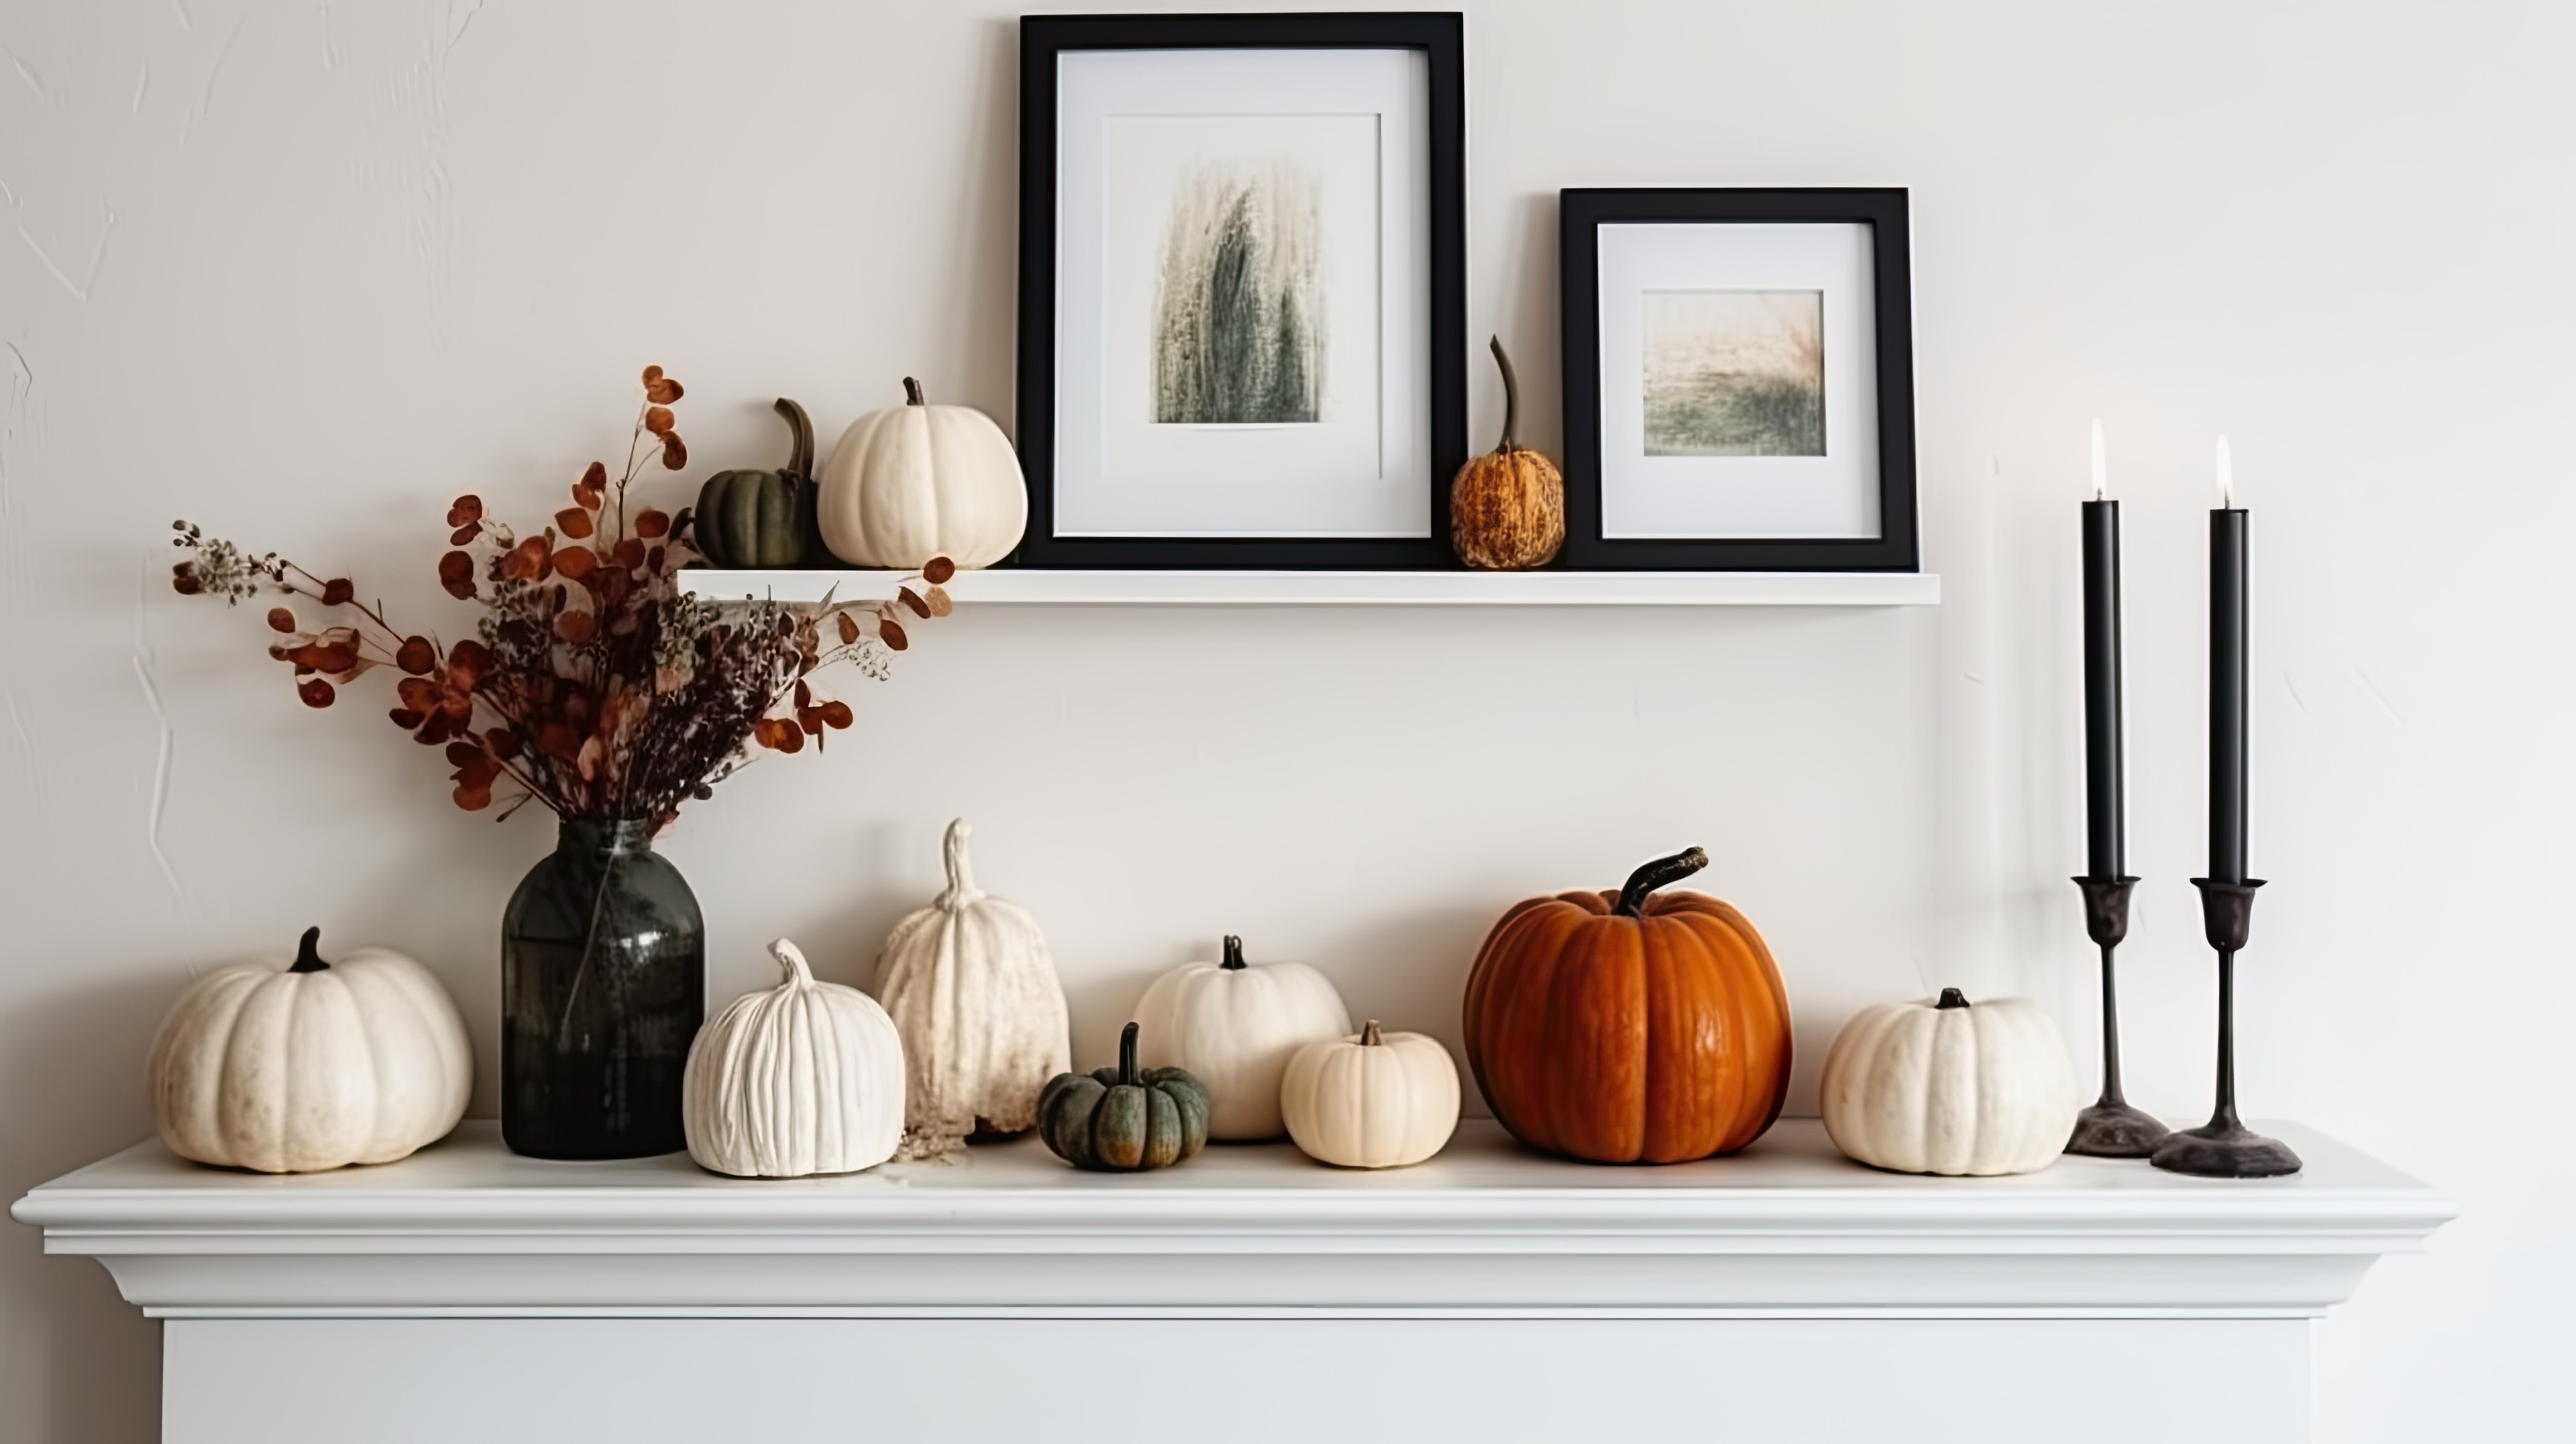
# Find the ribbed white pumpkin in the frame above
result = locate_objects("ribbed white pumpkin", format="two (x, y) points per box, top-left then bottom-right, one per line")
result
(1281, 1021), (1461, 1169)
(682, 938), (904, 1178)
(873, 819), (1071, 1154)
(1131, 936), (1352, 1141)
(147, 927), (472, 1174)
(817, 377), (1026, 569)
(1819, 988), (2081, 1176)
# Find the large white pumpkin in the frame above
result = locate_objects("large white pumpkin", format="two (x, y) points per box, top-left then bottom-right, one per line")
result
(817, 377), (1026, 569)
(148, 927), (472, 1174)
(1819, 988), (2080, 1176)
(873, 819), (1071, 1154)
(1131, 936), (1351, 1141)
(1280, 1021), (1461, 1169)
(683, 938), (904, 1178)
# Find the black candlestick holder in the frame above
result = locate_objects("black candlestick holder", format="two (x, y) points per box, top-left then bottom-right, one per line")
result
(2151, 879), (2302, 1179)
(2065, 876), (2171, 1157)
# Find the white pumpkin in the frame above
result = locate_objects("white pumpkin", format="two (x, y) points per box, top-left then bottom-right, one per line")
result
(147, 927), (472, 1174)
(817, 377), (1027, 569)
(682, 938), (904, 1178)
(1281, 1021), (1461, 1169)
(1131, 935), (1351, 1141)
(1819, 988), (2081, 1176)
(873, 819), (1071, 1154)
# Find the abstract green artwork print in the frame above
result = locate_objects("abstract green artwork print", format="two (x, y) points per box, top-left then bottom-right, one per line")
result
(1641, 289), (1825, 457)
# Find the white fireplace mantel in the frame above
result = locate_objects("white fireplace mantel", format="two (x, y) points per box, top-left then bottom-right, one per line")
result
(14, 1119), (2453, 1443)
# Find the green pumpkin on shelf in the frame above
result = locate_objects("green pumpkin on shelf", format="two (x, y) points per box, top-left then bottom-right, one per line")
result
(692, 397), (826, 568)
(1038, 1022), (1210, 1172)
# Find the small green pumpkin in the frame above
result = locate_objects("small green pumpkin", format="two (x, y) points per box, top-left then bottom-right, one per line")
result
(693, 397), (825, 568)
(1037, 1021), (1210, 1172)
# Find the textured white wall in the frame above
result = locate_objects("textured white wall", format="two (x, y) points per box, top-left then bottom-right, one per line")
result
(2, 2), (2567, 1440)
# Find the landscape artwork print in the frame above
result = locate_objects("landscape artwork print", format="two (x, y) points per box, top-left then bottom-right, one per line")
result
(1640, 289), (1825, 457)
(1152, 160), (1326, 425)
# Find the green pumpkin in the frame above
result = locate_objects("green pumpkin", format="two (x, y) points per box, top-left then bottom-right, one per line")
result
(693, 397), (824, 568)
(1038, 1021), (1211, 1172)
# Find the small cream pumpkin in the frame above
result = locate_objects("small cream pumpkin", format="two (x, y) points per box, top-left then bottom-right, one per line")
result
(1131, 935), (1352, 1141)
(817, 377), (1026, 570)
(1281, 1021), (1461, 1169)
(873, 819), (1071, 1155)
(683, 938), (904, 1178)
(148, 927), (472, 1174)
(1819, 988), (2080, 1176)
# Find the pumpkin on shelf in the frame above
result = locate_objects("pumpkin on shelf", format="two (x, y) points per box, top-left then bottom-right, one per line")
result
(818, 377), (1027, 570)
(692, 397), (828, 568)
(1448, 337), (1564, 570)
(1280, 1021), (1462, 1170)
(1462, 847), (1792, 1165)
(872, 819), (1071, 1156)
(682, 938), (905, 1178)
(1131, 935), (1352, 1141)
(147, 927), (473, 1174)
(1036, 1021), (1211, 1172)
(1819, 988), (2080, 1177)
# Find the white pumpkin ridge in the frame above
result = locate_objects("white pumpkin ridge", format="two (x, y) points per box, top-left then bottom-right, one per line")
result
(683, 937), (904, 1178)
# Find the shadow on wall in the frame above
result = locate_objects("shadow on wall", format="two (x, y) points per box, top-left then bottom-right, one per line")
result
(1, 974), (172, 1444)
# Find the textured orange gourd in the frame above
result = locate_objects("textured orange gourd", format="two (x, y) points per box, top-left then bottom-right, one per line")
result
(1462, 847), (1792, 1164)
(1449, 338), (1564, 569)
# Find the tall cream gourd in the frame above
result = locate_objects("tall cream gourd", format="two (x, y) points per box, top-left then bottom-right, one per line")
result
(818, 377), (1027, 569)
(1281, 1021), (1462, 1169)
(873, 819), (1071, 1155)
(147, 927), (472, 1174)
(682, 938), (904, 1178)
(1819, 988), (2080, 1176)
(1131, 935), (1351, 1141)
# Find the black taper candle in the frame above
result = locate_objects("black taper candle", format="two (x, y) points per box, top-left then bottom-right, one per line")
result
(2080, 498), (2124, 881)
(2209, 504), (2249, 884)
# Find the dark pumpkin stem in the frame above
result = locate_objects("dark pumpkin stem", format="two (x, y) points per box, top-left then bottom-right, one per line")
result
(1220, 935), (1246, 970)
(1614, 847), (1709, 917)
(1489, 336), (1521, 453)
(1360, 1020), (1383, 1047)
(1937, 987), (1971, 1010)
(902, 376), (926, 407)
(773, 397), (814, 482)
(1117, 1020), (1140, 1086)
(288, 925), (330, 974)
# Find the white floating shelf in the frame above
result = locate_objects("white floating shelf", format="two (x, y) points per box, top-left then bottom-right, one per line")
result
(678, 568), (1939, 607)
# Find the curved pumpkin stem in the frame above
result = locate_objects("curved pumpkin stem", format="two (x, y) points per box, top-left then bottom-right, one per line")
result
(1117, 1019), (1140, 1086)
(1360, 1020), (1383, 1047)
(938, 818), (982, 907)
(1220, 935), (1246, 971)
(1490, 336), (1523, 454)
(769, 937), (816, 988)
(288, 925), (330, 974)
(773, 397), (814, 482)
(1614, 847), (1709, 917)
(902, 376), (926, 407)
(1936, 987), (1971, 1009)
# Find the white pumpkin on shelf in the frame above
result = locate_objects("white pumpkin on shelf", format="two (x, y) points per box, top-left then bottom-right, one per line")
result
(147, 927), (472, 1174)
(1281, 1021), (1461, 1169)
(873, 819), (1071, 1155)
(683, 938), (905, 1178)
(817, 377), (1026, 570)
(1819, 988), (2080, 1177)
(1130, 935), (1351, 1141)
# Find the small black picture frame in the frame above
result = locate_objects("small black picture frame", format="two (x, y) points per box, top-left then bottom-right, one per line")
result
(1560, 189), (1919, 572)
(1016, 12), (1467, 569)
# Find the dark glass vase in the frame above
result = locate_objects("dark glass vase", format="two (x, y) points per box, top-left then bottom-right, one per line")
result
(502, 819), (704, 1159)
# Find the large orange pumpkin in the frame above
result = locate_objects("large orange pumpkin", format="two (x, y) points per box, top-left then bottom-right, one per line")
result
(1462, 847), (1792, 1164)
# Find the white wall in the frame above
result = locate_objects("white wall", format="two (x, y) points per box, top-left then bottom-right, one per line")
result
(2, 1), (2566, 1439)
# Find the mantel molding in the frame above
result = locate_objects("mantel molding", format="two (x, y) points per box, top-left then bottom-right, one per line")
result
(14, 1120), (2451, 1321)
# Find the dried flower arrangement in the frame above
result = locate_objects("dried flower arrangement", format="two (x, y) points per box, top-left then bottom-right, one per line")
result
(172, 365), (953, 825)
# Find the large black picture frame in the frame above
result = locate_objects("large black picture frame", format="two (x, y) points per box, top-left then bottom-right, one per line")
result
(1015, 12), (1467, 570)
(1560, 189), (1919, 572)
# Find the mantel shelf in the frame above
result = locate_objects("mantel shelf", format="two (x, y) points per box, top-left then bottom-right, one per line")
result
(676, 568), (1939, 607)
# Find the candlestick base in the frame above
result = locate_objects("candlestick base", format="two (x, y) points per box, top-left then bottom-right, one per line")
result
(2063, 876), (2167, 1158)
(2150, 1119), (2302, 1179)
(2068, 1100), (2170, 1159)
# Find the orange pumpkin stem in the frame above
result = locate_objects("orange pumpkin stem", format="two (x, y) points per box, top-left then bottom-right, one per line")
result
(288, 925), (331, 974)
(1489, 336), (1522, 454)
(1615, 847), (1710, 917)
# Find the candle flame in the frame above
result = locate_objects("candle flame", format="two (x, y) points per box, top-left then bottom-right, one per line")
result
(2090, 419), (2106, 500)
(2216, 435), (2234, 508)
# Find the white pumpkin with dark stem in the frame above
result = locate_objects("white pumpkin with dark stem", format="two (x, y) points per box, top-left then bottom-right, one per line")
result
(1819, 988), (2080, 1176)
(873, 819), (1071, 1155)
(1131, 935), (1351, 1141)
(148, 927), (473, 1174)
(683, 938), (905, 1178)
(817, 377), (1027, 569)
(1281, 1021), (1462, 1169)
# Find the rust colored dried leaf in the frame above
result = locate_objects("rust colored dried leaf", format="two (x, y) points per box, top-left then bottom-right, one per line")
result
(798, 708), (824, 736)
(793, 678), (812, 709)
(581, 460), (609, 495)
(388, 707), (426, 729)
(445, 741), (484, 768)
(879, 618), (908, 651)
(646, 544), (665, 574)
(447, 496), (484, 527)
(836, 611), (860, 645)
(298, 678), (335, 709)
(610, 537), (645, 570)
(659, 432), (688, 470)
(819, 699), (853, 729)
(266, 607), (297, 633)
(172, 572), (203, 596)
(643, 367), (684, 404)
(286, 641), (360, 673)
(500, 535), (553, 582)
(924, 584), (953, 617)
(634, 507), (669, 539)
(321, 578), (354, 607)
(922, 556), (956, 584)
(555, 608), (598, 644)
(415, 709), (455, 745)
(644, 406), (675, 437)
(898, 586), (930, 619)
(553, 545), (597, 580)
(453, 778), (494, 811)
(449, 638), (493, 682)
(451, 522), (482, 546)
(554, 507), (595, 539)
(486, 727), (522, 760)
(438, 550), (477, 599)
(396, 676), (442, 713)
(396, 636), (436, 675)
